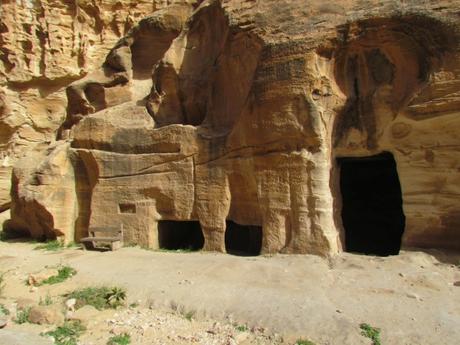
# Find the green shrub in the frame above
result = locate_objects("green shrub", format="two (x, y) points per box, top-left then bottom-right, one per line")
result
(0, 304), (9, 316)
(360, 323), (382, 345)
(235, 324), (248, 332)
(15, 307), (31, 324)
(107, 333), (131, 345)
(39, 294), (53, 306)
(295, 339), (316, 345)
(184, 310), (195, 321)
(40, 266), (77, 286)
(66, 286), (127, 310)
(34, 240), (64, 251)
(106, 287), (126, 307)
(158, 248), (194, 253)
(44, 321), (85, 345)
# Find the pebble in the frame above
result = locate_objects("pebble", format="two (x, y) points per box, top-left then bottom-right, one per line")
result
(90, 307), (281, 345)
(406, 292), (423, 301)
(65, 298), (76, 311)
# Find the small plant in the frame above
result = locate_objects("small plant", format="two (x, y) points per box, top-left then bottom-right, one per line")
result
(184, 310), (195, 321)
(67, 286), (126, 310)
(39, 294), (53, 306)
(34, 240), (64, 251)
(0, 304), (9, 316)
(129, 302), (139, 308)
(107, 333), (131, 345)
(40, 266), (77, 285)
(360, 323), (382, 345)
(158, 248), (194, 253)
(235, 324), (249, 332)
(0, 271), (5, 296)
(106, 287), (127, 308)
(43, 321), (85, 345)
(15, 307), (31, 324)
(295, 339), (316, 345)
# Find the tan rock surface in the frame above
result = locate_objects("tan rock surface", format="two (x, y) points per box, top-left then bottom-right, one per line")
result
(0, 0), (198, 210)
(28, 305), (65, 325)
(6, 0), (460, 255)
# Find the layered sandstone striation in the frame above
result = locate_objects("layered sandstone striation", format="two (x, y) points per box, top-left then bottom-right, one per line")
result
(0, 0), (197, 210)
(6, 0), (460, 255)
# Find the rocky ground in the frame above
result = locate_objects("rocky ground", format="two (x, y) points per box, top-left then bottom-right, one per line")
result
(0, 239), (459, 345)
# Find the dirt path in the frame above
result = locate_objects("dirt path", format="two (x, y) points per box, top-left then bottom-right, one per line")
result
(0, 241), (459, 344)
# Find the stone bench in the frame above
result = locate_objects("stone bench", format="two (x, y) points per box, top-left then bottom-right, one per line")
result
(80, 225), (123, 251)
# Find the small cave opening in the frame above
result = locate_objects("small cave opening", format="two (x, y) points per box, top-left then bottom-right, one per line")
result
(338, 152), (405, 256)
(225, 221), (262, 256)
(157, 221), (204, 251)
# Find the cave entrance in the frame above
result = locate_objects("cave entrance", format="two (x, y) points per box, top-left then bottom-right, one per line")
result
(157, 221), (204, 251)
(225, 221), (262, 256)
(338, 152), (405, 256)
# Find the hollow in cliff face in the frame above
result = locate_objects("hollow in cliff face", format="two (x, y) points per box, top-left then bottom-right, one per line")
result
(338, 152), (405, 256)
(331, 15), (460, 253)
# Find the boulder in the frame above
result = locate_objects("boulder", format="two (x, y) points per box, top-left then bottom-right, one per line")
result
(29, 305), (65, 326)
(66, 305), (100, 327)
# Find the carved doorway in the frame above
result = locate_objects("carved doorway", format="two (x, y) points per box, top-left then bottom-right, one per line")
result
(338, 152), (405, 256)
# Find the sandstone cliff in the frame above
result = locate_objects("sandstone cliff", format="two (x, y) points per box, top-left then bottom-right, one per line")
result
(0, 0), (197, 209)
(4, 0), (460, 256)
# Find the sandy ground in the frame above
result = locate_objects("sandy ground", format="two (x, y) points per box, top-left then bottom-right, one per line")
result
(0, 241), (459, 345)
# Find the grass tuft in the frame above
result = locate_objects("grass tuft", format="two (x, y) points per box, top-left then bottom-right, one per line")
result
(43, 321), (85, 345)
(360, 323), (382, 345)
(295, 339), (316, 345)
(235, 324), (249, 332)
(184, 310), (195, 321)
(39, 294), (53, 306)
(15, 307), (31, 324)
(157, 248), (195, 253)
(107, 333), (131, 345)
(0, 272), (5, 296)
(129, 302), (139, 308)
(34, 240), (64, 251)
(0, 304), (9, 316)
(39, 266), (77, 286)
(66, 286), (126, 310)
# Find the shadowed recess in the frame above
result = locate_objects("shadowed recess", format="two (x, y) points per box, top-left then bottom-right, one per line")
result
(158, 221), (204, 251)
(225, 221), (262, 256)
(338, 152), (405, 256)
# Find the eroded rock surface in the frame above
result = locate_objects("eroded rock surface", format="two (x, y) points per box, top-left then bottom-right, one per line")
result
(7, 0), (460, 255)
(0, 0), (198, 211)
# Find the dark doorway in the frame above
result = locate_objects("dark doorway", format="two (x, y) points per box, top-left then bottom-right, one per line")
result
(158, 221), (204, 251)
(225, 221), (262, 256)
(338, 152), (405, 256)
